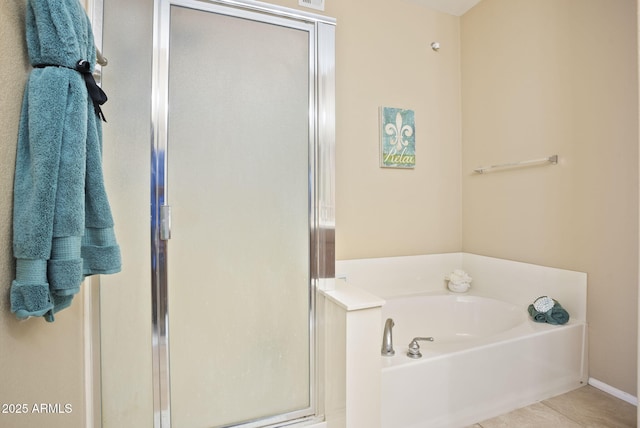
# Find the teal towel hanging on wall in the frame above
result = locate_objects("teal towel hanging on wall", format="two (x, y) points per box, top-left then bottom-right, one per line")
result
(11, 0), (121, 322)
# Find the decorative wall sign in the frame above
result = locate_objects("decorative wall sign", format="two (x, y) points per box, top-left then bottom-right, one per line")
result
(380, 107), (415, 168)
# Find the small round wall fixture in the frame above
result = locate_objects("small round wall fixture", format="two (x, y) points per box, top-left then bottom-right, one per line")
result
(431, 42), (440, 52)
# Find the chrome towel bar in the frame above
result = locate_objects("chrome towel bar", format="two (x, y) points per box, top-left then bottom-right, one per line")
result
(474, 155), (558, 174)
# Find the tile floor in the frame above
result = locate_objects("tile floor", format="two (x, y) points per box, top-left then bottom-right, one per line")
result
(468, 385), (637, 428)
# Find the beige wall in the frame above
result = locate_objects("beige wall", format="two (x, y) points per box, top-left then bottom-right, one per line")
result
(462, 0), (638, 395)
(0, 1), (87, 427)
(330, 0), (463, 260)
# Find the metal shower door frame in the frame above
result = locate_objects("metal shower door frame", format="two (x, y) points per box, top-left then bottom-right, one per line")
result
(150, 1), (336, 427)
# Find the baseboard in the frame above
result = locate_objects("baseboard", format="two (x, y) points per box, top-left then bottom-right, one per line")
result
(588, 377), (638, 406)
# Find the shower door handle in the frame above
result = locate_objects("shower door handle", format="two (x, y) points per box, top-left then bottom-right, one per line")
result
(160, 204), (172, 240)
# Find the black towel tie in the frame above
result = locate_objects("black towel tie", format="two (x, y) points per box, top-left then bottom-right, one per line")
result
(34, 60), (107, 122)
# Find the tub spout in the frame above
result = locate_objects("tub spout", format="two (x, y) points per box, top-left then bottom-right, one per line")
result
(381, 318), (395, 356)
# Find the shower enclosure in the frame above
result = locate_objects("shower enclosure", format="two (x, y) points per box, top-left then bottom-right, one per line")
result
(97, 0), (335, 427)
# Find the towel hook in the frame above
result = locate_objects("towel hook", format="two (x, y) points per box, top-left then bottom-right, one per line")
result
(96, 48), (108, 67)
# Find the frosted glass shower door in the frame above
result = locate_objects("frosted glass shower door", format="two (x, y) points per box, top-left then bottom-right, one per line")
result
(164, 4), (313, 427)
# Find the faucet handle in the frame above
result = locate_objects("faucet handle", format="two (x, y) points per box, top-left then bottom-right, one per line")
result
(407, 337), (434, 359)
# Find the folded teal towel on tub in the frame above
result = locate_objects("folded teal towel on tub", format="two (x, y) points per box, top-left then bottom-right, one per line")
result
(527, 305), (547, 322)
(528, 296), (570, 325)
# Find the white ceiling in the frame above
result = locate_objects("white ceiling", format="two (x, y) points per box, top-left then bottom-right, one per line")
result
(408, 0), (483, 16)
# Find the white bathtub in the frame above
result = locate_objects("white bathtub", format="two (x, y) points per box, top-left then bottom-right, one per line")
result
(381, 291), (587, 428)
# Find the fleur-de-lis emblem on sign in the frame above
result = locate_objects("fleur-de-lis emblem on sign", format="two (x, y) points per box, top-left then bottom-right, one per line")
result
(385, 112), (414, 152)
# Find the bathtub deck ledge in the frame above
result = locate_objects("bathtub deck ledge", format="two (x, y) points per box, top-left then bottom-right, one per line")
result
(319, 279), (385, 311)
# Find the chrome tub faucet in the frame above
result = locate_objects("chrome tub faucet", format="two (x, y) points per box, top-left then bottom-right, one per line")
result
(381, 318), (395, 356)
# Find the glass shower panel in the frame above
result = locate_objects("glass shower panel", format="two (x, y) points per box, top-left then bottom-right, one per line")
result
(166, 5), (311, 427)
